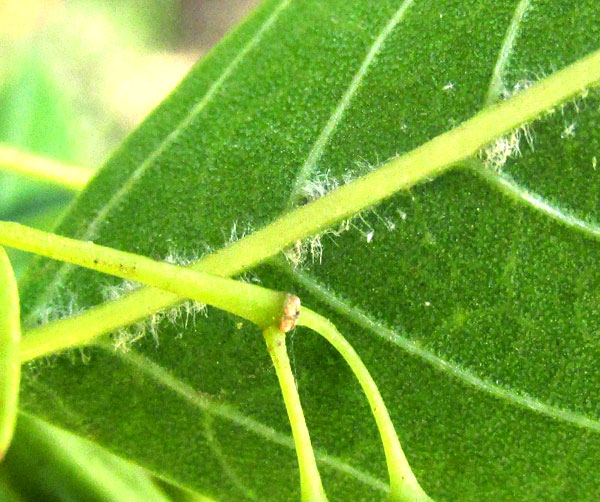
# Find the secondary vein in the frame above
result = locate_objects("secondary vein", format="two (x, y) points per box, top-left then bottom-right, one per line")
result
(468, 159), (600, 242)
(282, 263), (600, 434)
(287, 0), (417, 207)
(107, 345), (389, 492)
(25, 0), (293, 321)
(485, 0), (533, 106)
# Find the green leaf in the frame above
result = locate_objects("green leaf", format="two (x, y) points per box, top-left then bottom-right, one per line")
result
(17, 0), (600, 500)
(1, 414), (172, 502)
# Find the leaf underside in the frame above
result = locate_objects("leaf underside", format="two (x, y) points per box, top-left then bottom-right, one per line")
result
(18, 1), (600, 501)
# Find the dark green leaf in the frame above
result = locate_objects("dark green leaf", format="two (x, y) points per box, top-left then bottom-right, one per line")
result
(18, 1), (600, 500)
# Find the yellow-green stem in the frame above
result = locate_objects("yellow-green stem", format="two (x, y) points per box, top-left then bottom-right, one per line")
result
(0, 221), (285, 361)
(263, 326), (328, 502)
(0, 144), (92, 191)
(0, 247), (20, 460)
(19, 48), (600, 356)
(299, 310), (432, 502)
(4, 221), (429, 499)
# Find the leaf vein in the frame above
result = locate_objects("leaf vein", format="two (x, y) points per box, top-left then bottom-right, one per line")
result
(105, 344), (390, 493)
(469, 161), (600, 242)
(281, 263), (600, 433)
(485, 0), (533, 106)
(202, 414), (258, 500)
(287, 0), (417, 206)
(26, 0), (293, 319)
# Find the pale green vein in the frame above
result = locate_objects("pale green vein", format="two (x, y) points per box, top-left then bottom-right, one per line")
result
(19, 49), (600, 367)
(287, 0), (416, 206)
(104, 344), (389, 493)
(202, 414), (257, 501)
(26, 0), (292, 321)
(279, 262), (600, 433)
(476, 0), (600, 246)
(20, 379), (88, 432)
(468, 160), (600, 242)
(485, 0), (533, 106)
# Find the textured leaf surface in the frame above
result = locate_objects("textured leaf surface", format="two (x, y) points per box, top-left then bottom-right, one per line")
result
(18, 1), (600, 500)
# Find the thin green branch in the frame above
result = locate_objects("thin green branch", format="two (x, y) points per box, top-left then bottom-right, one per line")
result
(0, 144), (93, 191)
(299, 310), (432, 502)
(263, 327), (328, 502)
(0, 222), (285, 361)
(17, 48), (600, 354)
(4, 221), (430, 500)
(0, 247), (20, 460)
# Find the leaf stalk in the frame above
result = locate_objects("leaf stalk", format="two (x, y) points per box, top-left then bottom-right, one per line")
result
(263, 326), (328, 502)
(0, 221), (285, 361)
(299, 310), (433, 502)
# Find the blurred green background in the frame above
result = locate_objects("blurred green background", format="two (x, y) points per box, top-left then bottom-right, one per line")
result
(0, 0), (260, 276)
(0, 1), (258, 500)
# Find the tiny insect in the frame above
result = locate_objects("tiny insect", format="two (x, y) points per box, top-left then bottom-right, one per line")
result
(279, 294), (301, 332)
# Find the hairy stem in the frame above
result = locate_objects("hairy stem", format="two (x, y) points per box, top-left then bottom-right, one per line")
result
(299, 310), (432, 502)
(5, 222), (429, 499)
(17, 48), (600, 352)
(0, 144), (92, 191)
(262, 326), (328, 502)
(0, 247), (20, 461)
(0, 222), (285, 361)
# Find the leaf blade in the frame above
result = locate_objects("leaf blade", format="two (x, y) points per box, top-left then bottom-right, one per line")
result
(19, 1), (600, 501)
